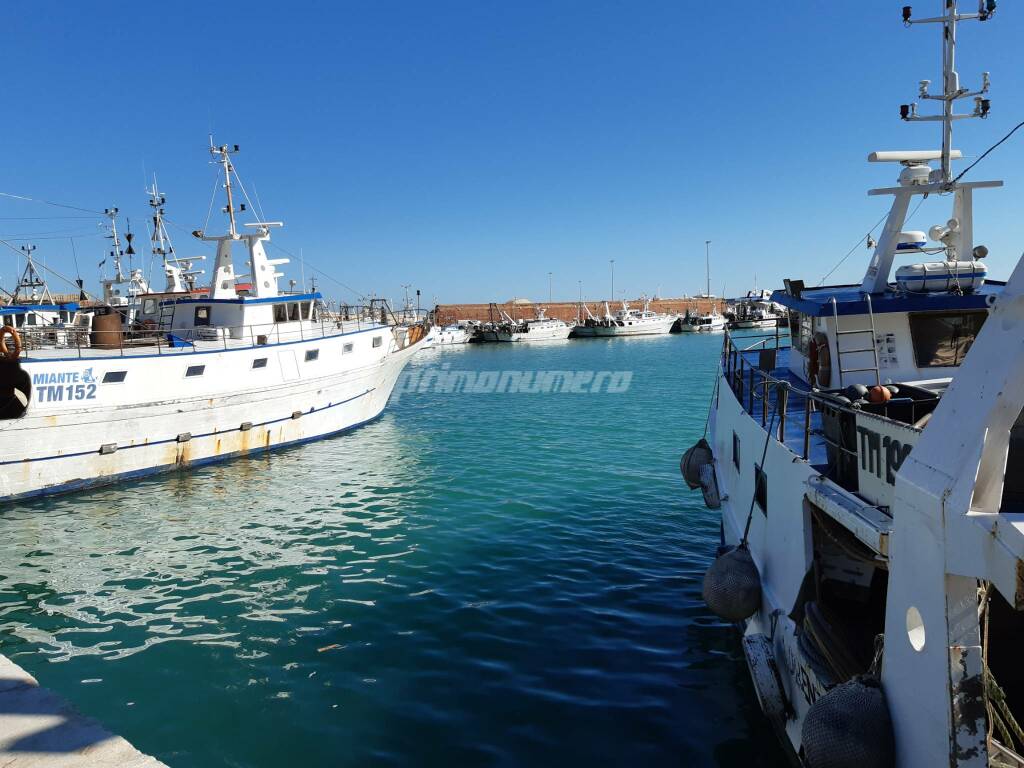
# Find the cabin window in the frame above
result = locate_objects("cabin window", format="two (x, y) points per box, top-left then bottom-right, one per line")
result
(102, 371), (127, 383)
(194, 306), (211, 327)
(372, 336), (383, 348)
(289, 303), (300, 322)
(908, 310), (987, 368)
(26, 313), (37, 327)
(252, 358), (268, 369)
(754, 464), (767, 513)
(733, 432), (741, 470)
(185, 365), (205, 378)
(143, 299), (157, 314)
(59, 311), (68, 323)
(274, 304), (287, 323)
(305, 349), (319, 362)
(343, 343), (353, 354)
(301, 302), (311, 320)
(789, 310), (811, 354)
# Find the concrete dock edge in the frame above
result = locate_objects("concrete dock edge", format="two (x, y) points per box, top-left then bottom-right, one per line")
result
(0, 654), (166, 767)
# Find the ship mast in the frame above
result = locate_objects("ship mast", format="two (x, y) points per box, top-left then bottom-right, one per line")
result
(12, 244), (51, 304)
(104, 207), (125, 283)
(147, 181), (173, 275)
(192, 140), (285, 300)
(210, 141), (240, 238)
(900, 0), (994, 187)
(859, 1), (998, 294)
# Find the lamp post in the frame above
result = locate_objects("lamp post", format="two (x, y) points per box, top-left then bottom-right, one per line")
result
(610, 259), (615, 301)
(705, 240), (711, 298)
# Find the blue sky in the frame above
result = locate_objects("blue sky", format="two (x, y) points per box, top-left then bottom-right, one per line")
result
(2, 1), (1022, 305)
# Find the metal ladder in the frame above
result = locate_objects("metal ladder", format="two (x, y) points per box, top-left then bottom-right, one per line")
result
(158, 302), (176, 333)
(830, 294), (881, 388)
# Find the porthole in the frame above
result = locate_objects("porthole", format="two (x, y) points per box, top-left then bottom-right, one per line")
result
(906, 606), (926, 651)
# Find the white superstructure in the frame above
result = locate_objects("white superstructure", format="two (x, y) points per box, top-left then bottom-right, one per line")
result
(0, 142), (426, 502)
(682, 5), (1024, 767)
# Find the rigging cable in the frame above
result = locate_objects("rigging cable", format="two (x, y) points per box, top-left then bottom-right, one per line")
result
(817, 197), (927, 286)
(951, 119), (1024, 186)
(0, 237), (99, 301)
(0, 192), (103, 215)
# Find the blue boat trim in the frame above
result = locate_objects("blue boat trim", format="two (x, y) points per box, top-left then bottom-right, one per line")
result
(771, 281), (1003, 317)
(2, 408), (385, 502)
(161, 292), (323, 306)
(1, 303), (80, 314)
(0, 388), (375, 467)
(21, 323), (388, 363)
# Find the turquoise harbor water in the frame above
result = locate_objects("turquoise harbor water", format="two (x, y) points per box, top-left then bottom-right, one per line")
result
(0, 335), (785, 767)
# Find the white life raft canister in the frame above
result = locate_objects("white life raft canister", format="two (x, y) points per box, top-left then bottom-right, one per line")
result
(895, 259), (987, 293)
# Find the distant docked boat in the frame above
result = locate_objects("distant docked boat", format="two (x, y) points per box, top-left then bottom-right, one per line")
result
(590, 299), (676, 337)
(496, 307), (572, 342)
(731, 291), (784, 329)
(678, 306), (726, 332)
(423, 322), (471, 347)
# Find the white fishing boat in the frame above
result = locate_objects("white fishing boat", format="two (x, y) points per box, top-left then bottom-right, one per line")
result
(682, 5), (1024, 766)
(732, 289), (785, 329)
(591, 299), (676, 337)
(495, 306), (572, 342)
(678, 305), (727, 333)
(0, 142), (426, 502)
(422, 322), (471, 347)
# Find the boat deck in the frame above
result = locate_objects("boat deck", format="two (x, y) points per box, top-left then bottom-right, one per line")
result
(732, 345), (829, 469)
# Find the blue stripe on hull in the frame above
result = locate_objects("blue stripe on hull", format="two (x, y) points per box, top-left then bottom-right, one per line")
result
(4, 410), (385, 503)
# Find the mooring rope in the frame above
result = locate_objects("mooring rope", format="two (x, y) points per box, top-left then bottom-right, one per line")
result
(740, 380), (781, 547)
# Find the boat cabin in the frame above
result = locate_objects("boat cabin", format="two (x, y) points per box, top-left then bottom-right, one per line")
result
(773, 148), (1002, 392)
(1, 303), (79, 329)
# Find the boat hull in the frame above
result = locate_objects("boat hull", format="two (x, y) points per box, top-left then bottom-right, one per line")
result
(0, 327), (419, 502)
(591, 316), (676, 336)
(496, 325), (573, 342)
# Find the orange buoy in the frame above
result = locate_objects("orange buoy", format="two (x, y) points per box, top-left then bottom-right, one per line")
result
(868, 385), (892, 404)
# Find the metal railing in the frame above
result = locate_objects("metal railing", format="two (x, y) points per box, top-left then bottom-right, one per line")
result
(14, 302), (416, 360)
(721, 328), (927, 483)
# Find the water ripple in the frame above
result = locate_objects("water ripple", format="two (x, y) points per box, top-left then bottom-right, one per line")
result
(0, 334), (785, 767)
